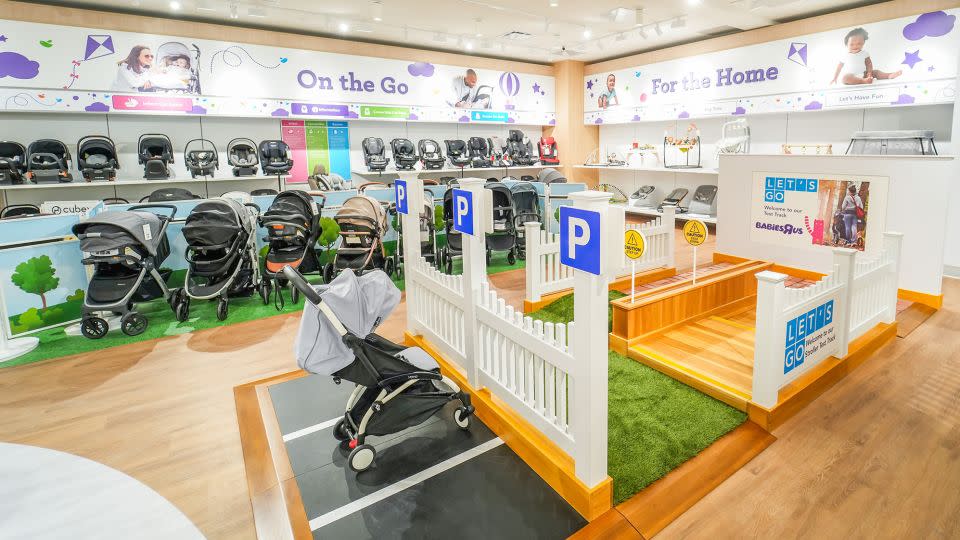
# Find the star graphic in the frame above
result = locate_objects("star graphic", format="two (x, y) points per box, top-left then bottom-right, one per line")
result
(586, 80), (594, 90)
(902, 50), (922, 69)
(0, 35), (7, 42)
(532, 82), (541, 94)
(928, 65), (935, 72)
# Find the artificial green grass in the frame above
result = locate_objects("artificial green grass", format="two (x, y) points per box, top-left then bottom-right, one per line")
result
(528, 292), (747, 505)
(529, 290), (625, 331)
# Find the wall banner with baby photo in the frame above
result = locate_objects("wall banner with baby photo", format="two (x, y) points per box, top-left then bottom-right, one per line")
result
(749, 171), (889, 255)
(0, 18), (556, 124)
(584, 9), (960, 124)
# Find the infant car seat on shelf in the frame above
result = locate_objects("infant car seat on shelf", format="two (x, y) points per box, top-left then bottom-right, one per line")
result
(259, 140), (294, 175)
(390, 138), (418, 171)
(444, 139), (471, 168)
(0, 204), (41, 219)
(26, 139), (73, 183)
(77, 136), (119, 182)
(138, 134), (174, 180)
(227, 138), (259, 177)
(0, 141), (27, 185)
(362, 137), (390, 172)
(468, 137), (491, 168)
(538, 136), (560, 165)
(418, 139), (445, 170)
(184, 138), (219, 178)
(507, 130), (537, 166)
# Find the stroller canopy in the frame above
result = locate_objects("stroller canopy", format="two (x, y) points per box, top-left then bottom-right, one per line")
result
(295, 269), (401, 375)
(78, 136), (117, 168)
(336, 195), (387, 233)
(538, 168), (566, 184)
(510, 182), (540, 215)
(73, 210), (166, 256)
(264, 190), (318, 225)
(183, 198), (252, 248)
(227, 138), (259, 167)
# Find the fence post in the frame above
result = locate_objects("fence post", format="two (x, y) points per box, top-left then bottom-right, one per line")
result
(458, 178), (488, 387)
(569, 190), (613, 488)
(398, 173), (424, 336)
(662, 205), (676, 269)
(881, 232), (903, 323)
(525, 221), (542, 303)
(752, 271), (787, 409)
(832, 248), (857, 357)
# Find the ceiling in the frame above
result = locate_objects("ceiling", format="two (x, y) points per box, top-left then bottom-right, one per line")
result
(28, 0), (886, 64)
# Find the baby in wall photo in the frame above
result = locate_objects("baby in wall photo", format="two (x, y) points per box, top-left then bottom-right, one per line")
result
(831, 27), (901, 85)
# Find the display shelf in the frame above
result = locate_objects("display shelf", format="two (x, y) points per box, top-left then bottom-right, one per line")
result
(0, 175), (289, 191)
(575, 165), (718, 175)
(616, 203), (717, 224)
(351, 163), (560, 178)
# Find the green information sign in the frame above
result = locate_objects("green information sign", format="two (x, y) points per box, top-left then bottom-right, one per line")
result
(360, 105), (410, 119)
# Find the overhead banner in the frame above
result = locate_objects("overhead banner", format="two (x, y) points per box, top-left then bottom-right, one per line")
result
(750, 171), (888, 254)
(585, 10), (959, 124)
(0, 18), (556, 124)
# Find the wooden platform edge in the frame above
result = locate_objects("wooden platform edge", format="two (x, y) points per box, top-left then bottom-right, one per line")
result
(235, 369), (312, 540)
(898, 288), (943, 310)
(405, 331), (614, 521)
(523, 266), (677, 313)
(626, 345), (750, 411)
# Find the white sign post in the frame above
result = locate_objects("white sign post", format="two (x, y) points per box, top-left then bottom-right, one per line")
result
(682, 218), (708, 284)
(624, 229), (646, 303)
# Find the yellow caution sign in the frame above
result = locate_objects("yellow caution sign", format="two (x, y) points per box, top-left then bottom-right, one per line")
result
(682, 219), (708, 246)
(624, 229), (646, 260)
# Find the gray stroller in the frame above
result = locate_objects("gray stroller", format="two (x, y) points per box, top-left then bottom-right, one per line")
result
(286, 266), (473, 473)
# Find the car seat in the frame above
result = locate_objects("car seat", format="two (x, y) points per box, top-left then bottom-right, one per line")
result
(26, 139), (73, 183)
(419, 139), (445, 170)
(507, 130), (537, 166)
(0, 141), (27, 185)
(184, 138), (219, 178)
(228, 138), (259, 176)
(259, 140), (294, 175)
(444, 139), (470, 168)
(468, 137), (491, 168)
(538, 136), (560, 165)
(362, 137), (390, 172)
(138, 134), (174, 180)
(390, 138), (418, 170)
(77, 136), (119, 182)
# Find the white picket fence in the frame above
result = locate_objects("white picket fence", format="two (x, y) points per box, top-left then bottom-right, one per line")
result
(752, 232), (902, 408)
(525, 206), (676, 304)
(406, 256), (468, 368)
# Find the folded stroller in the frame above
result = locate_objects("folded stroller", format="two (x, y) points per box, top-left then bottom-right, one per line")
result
(77, 136), (119, 182)
(174, 197), (265, 321)
(444, 139), (470, 168)
(486, 183), (517, 265)
(73, 205), (177, 338)
(184, 138), (219, 178)
(259, 140), (294, 175)
(362, 137), (390, 172)
(390, 188), (437, 278)
(0, 141), (26, 185)
(324, 194), (392, 282)
(468, 137), (491, 168)
(139, 134), (174, 179)
(259, 190), (323, 305)
(439, 188), (462, 274)
(139, 187), (200, 202)
(418, 139), (445, 170)
(538, 136), (560, 165)
(390, 138), (418, 170)
(228, 138), (259, 176)
(26, 139), (73, 183)
(507, 130), (537, 166)
(286, 266), (473, 472)
(510, 181), (541, 259)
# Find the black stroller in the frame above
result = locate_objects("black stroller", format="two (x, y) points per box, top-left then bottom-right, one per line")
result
(468, 137), (491, 168)
(323, 194), (392, 282)
(362, 137), (390, 172)
(486, 183), (518, 265)
(390, 138), (418, 170)
(259, 140), (294, 175)
(439, 188), (463, 274)
(139, 187), (200, 202)
(510, 181), (541, 260)
(227, 138), (259, 176)
(390, 188), (437, 278)
(73, 205), (177, 338)
(139, 134), (174, 179)
(0, 141), (26, 185)
(444, 139), (470, 168)
(174, 197), (266, 321)
(260, 190), (324, 305)
(419, 139), (445, 169)
(285, 266), (473, 473)
(26, 139), (73, 183)
(184, 139), (219, 178)
(77, 136), (119, 182)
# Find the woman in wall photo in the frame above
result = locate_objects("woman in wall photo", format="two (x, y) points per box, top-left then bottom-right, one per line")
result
(111, 45), (155, 92)
(840, 183), (865, 246)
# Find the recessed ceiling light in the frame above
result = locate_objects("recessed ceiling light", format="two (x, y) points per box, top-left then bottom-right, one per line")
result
(465, 41), (474, 50)
(372, 0), (383, 21)
(338, 22), (350, 32)
(168, 0), (181, 10)
(582, 27), (592, 39)
(549, 0), (558, 6)
(247, 6), (267, 18)
(687, 0), (702, 5)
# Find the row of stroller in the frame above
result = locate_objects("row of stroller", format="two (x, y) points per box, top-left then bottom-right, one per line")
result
(0, 137), (294, 184)
(362, 130), (560, 172)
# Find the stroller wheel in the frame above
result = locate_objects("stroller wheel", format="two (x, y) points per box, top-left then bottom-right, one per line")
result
(348, 444), (376, 473)
(486, 250), (491, 265)
(332, 418), (350, 442)
(258, 281), (271, 305)
(175, 298), (190, 322)
(120, 313), (148, 336)
(216, 298), (229, 321)
(454, 407), (472, 430)
(323, 263), (335, 284)
(80, 317), (109, 340)
(384, 257), (396, 277)
(445, 257), (453, 274)
(290, 285), (300, 305)
(507, 250), (516, 266)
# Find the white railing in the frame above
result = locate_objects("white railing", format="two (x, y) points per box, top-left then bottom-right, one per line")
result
(752, 232), (903, 408)
(406, 256), (467, 368)
(525, 206), (676, 304)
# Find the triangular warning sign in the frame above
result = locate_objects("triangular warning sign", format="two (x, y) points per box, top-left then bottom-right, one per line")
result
(627, 235), (637, 246)
(689, 222), (702, 234)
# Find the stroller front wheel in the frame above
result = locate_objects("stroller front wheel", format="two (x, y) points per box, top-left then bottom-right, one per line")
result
(216, 298), (229, 321)
(120, 313), (148, 336)
(323, 263), (335, 284)
(454, 407), (472, 430)
(290, 285), (300, 305)
(507, 250), (516, 266)
(258, 281), (271, 305)
(332, 418), (351, 442)
(384, 257), (396, 277)
(80, 316), (109, 339)
(348, 444), (376, 473)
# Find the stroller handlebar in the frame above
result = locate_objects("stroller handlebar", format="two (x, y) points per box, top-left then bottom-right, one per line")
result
(281, 265), (323, 306)
(128, 204), (178, 219)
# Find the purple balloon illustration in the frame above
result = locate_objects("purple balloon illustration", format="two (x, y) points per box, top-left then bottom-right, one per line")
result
(499, 72), (520, 97)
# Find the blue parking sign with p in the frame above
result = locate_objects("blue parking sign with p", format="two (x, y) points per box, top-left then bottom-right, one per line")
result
(394, 179), (408, 215)
(559, 206), (601, 275)
(452, 188), (474, 235)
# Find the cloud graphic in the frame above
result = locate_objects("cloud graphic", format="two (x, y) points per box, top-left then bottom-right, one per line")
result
(804, 100), (823, 111)
(506, 117), (516, 124)
(458, 115), (470, 123)
(505, 104), (515, 110)
(891, 93), (915, 105)
(0, 52), (40, 79)
(345, 111), (359, 119)
(187, 105), (207, 114)
(270, 107), (289, 117)
(548, 119), (556, 125)
(903, 11), (956, 40)
(84, 102), (110, 112)
(732, 106), (746, 115)
(407, 62), (435, 77)
(407, 113), (419, 120)
(678, 111), (690, 119)
(631, 115), (642, 122)
(594, 117), (603, 124)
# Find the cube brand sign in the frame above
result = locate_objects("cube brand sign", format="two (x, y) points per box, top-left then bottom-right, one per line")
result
(559, 206), (601, 275)
(784, 298), (835, 375)
(452, 188), (474, 236)
(763, 176), (819, 203)
(394, 179), (408, 215)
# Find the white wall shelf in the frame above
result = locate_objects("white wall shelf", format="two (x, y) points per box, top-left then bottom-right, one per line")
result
(616, 203), (717, 225)
(351, 163), (561, 179)
(576, 165), (718, 175)
(0, 175), (289, 191)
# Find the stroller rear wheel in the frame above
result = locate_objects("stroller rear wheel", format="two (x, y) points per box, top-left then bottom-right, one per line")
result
(258, 281), (271, 305)
(216, 298), (229, 321)
(120, 313), (148, 336)
(384, 257), (396, 277)
(175, 299), (190, 322)
(507, 249), (516, 266)
(348, 444), (376, 473)
(445, 256), (453, 274)
(323, 263), (335, 284)
(290, 284), (300, 305)
(80, 316), (109, 339)
(486, 250), (491, 265)
(454, 407), (472, 430)
(332, 418), (351, 442)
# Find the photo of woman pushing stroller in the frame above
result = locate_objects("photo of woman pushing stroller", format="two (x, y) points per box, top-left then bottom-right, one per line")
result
(829, 182), (868, 250)
(111, 42), (202, 94)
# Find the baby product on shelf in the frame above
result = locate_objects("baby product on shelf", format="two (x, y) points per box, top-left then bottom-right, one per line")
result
(390, 138), (418, 170)
(488, 137), (509, 166)
(507, 130), (537, 166)
(227, 138), (259, 177)
(418, 139), (445, 170)
(782, 143), (832, 155)
(845, 130), (937, 155)
(26, 139), (73, 183)
(538, 168), (566, 184)
(77, 136), (119, 182)
(362, 137), (390, 172)
(628, 185), (657, 208)
(468, 137), (491, 168)
(538, 136), (559, 165)
(259, 140), (294, 175)
(184, 139), (219, 178)
(0, 141), (26, 185)
(663, 123), (701, 169)
(687, 185), (718, 217)
(444, 139), (471, 168)
(716, 118), (750, 155)
(138, 134), (174, 180)
(598, 183), (628, 204)
(626, 143), (659, 168)
(658, 187), (689, 212)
